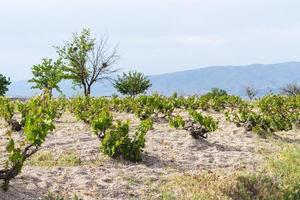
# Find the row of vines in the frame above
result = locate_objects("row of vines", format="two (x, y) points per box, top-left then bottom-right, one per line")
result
(0, 90), (299, 190)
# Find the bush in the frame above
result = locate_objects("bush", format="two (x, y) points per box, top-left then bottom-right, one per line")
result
(0, 96), (56, 190)
(225, 95), (300, 136)
(169, 115), (185, 129)
(91, 109), (113, 139)
(100, 119), (153, 162)
(189, 110), (218, 132)
(0, 97), (16, 129)
(113, 70), (152, 97)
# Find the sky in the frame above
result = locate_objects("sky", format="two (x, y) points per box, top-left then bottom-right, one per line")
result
(1, 0), (300, 81)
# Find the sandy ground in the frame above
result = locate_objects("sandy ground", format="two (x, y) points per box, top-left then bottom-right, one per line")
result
(0, 111), (299, 200)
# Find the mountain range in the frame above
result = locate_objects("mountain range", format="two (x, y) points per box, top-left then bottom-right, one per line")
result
(7, 62), (300, 98)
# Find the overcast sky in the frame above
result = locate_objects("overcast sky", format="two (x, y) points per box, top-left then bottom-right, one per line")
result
(1, 0), (300, 81)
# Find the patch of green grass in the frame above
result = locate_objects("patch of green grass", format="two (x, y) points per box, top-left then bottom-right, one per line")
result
(28, 151), (82, 168)
(266, 145), (300, 199)
(159, 145), (300, 200)
(160, 172), (228, 200)
(57, 152), (82, 167)
(124, 175), (142, 186)
(87, 154), (109, 166)
(28, 151), (56, 167)
(44, 191), (82, 200)
(225, 172), (281, 200)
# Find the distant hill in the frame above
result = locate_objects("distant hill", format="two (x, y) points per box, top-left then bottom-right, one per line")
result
(7, 62), (300, 97)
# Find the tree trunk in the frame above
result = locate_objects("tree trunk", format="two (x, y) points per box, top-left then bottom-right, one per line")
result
(83, 84), (88, 97)
(42, 87), (53, 99)
(83, 86), (91, 96)
(86, 85), (91, 96)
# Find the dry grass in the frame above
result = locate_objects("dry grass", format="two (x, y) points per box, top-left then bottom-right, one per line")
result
(28, 151), (82, 168)
(159, 145), (300, 200)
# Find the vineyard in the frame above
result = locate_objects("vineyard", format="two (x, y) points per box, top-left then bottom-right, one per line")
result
(0, 92), (299, 199)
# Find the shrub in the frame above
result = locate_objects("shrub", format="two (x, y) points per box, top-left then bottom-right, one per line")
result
(91, 109), (113, 139)
(0, 96), (56, 190)
(189, 110), (218, 132)
(0, 97), (17, 130)
(169, 115), (185, 129)
(100, 119), (153, 162)
(225, 95), (300, 136)
(168, 111), (218, 139)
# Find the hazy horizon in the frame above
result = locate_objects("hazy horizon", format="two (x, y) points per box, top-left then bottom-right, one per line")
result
(9, 61), (300, 82)
(1, 0), (300, 81)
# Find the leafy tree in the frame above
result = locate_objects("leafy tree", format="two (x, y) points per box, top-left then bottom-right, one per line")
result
(113, 70), (152, 97)
(0, 74), (11, 96)
(28, 58), (64, 97)
(280, 82), (300, 96)
(56, 28), (119, 96)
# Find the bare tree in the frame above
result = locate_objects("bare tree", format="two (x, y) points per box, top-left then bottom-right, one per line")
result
(85, 37), (119, 96)
(280, 82), (300, 96)
(56, 29), (119, 96)
(245, 86), (258, 100)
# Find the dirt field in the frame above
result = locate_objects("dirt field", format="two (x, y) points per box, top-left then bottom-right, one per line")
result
(0, 111), (298, 200)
